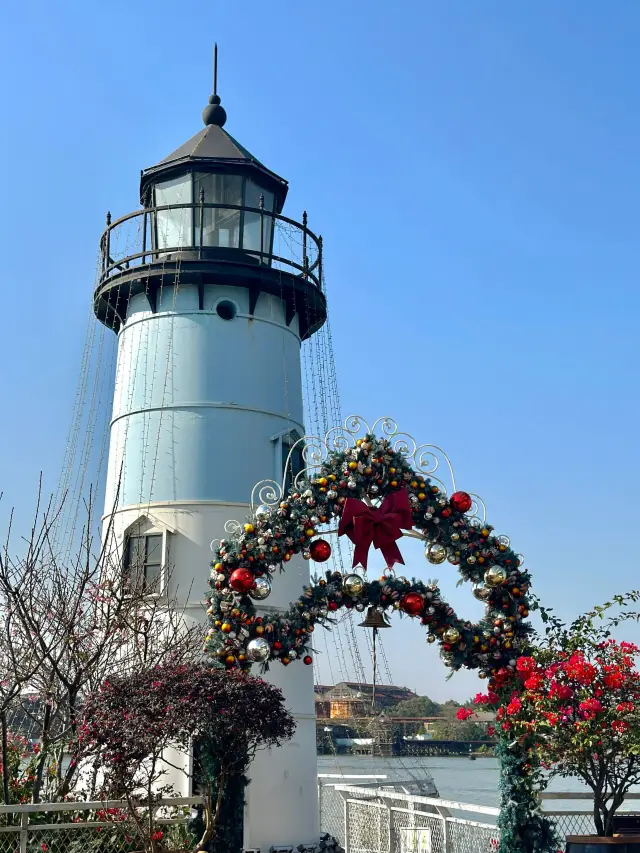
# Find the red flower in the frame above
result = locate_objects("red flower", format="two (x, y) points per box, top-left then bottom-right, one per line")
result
(579, 698), (603, 714)
(516, 657), (536, 673)
(616, 702), (634, 713)
(506, 697), (522, 716)
(152, 830), (164, 841)
(548, 681), (573, 701)
(604, 670), (625, 689)
(456, 708), (474, 721)
(563, 652), (597, 686)
(612, 720), (630, 734)
(524, 674), (544, 690)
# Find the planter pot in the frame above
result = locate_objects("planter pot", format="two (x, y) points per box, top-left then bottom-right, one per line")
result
(566, 836), (640, 852)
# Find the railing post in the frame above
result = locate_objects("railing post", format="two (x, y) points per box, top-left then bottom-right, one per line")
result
(19, 811), (28, 853)
(104, 211), (111, 273)
(198, 188), (205, 258)
(142, 208), (148, 262)
(343, 797), (349, 853)
(259, 193), (265, 265)
(318, 234), (323, 291)
(302, 210), (308, 280)
(442, 814), (451, 853)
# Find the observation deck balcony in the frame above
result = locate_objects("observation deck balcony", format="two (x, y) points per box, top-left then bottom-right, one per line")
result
(94, 201), (326, 339)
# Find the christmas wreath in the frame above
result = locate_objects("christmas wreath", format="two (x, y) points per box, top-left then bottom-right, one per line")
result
(205, 417), (532, 678)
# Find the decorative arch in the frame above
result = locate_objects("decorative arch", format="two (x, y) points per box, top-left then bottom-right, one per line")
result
(205, 417), (532, 680)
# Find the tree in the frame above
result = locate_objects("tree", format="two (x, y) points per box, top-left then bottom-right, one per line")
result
(0, 481), (204, 804)
(81, 664), (296, 853)
(430, 703), (491, 742)
(387, 695), (440, 718)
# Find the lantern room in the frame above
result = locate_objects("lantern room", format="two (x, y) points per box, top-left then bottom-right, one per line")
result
(94, 86), (326, 339)
(138, 102), (288, 261)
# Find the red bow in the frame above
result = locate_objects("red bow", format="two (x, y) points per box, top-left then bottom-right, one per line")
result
(338, 489), (413, 570)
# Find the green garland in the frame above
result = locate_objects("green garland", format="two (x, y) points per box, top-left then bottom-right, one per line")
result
(495, 735), (559, 853)
(205, 433), (532, 677)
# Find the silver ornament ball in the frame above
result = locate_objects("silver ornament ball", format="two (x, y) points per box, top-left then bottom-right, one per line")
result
(246, 638), (271, 663)
(472, 586), (491, 601)
(249, 577), (272, 601)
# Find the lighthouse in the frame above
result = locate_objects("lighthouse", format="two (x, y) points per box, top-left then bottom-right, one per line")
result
(94, 58), (326, 849)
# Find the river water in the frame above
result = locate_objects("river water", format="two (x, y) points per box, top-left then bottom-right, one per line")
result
(317, 754), (640, 811)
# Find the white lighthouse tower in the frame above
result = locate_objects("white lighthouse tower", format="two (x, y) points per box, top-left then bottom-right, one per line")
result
(94, 59), (326, 849)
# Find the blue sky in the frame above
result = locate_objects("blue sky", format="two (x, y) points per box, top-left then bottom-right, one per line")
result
(1, 1), (639, 700)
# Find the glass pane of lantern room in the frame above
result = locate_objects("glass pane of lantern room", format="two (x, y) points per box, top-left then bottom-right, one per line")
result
(155, 174), (193, 249)
(243, 180), (274, 259)
(194, 173), (241, 248)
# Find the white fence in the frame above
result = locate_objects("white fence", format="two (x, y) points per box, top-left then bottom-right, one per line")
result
(318, 782), (640, 853)
(0, 795), (203, 853)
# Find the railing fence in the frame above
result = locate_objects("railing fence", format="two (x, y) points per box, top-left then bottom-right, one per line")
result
(0, 796), (202, 853)
(319, 783), (640, 853)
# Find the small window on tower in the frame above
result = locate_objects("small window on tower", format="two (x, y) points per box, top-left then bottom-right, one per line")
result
(282, 432), (304, 494)
(123, 533), (163, 592)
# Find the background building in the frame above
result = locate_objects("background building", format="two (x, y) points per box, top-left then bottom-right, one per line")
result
(316, 682), (416, 718)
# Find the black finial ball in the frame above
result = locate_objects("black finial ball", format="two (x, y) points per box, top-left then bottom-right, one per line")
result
(202, 94), (227, 127)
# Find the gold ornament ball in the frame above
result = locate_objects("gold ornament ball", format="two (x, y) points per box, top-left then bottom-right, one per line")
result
(443, 627), (461, 644)
(426, 634), (436, 644)
(484, 566), (508, 587)
(343, 574), (365, 596)
(426, 542), (447, 565)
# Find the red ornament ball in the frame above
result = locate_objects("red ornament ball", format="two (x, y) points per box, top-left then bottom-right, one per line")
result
(450, 491), (472, 513)
(440, 507), (452, 518)
(328, 601), (338, 611)
(400, 592), (424, 616)
(303, 655), (313, 665)
(309, 539), (332, 562)
(229, 568), (255, 593)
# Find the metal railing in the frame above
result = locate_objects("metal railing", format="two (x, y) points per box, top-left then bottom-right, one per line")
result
(3, 785), (636, 852)
(0, 795), (202, 853)
(319, 783), (640, 853)
(99, 203), (323, 290)
(319, 783), (499, 853)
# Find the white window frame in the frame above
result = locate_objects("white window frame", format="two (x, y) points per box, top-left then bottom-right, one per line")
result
(122, 515), (174, 596)
(270, 427), (303, 491)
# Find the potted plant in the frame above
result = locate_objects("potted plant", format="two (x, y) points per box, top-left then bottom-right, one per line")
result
(488, 594), (640, 851)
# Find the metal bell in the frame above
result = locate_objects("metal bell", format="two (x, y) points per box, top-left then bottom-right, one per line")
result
(358, 606), (391, 629)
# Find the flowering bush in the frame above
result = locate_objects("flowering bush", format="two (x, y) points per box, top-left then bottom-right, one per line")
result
(489, 639), (640, 836)
(82, 664), (295, 853)
(459, 593), (640, 847)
